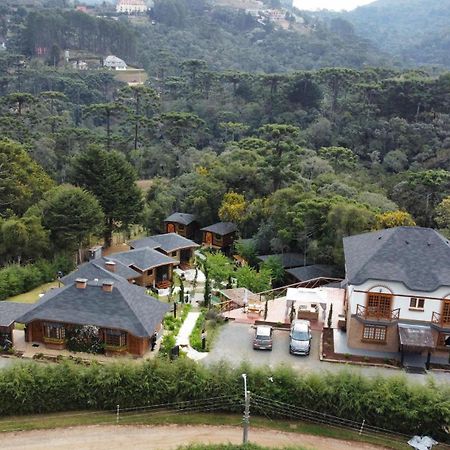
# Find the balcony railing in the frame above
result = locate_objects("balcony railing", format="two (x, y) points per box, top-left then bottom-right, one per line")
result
(431, 311), (450, 329)
(356, 304), (400, 322)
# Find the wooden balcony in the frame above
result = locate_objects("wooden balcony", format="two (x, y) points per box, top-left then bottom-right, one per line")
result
(431, 311), (450, 330)
(355, 304), (400, 323)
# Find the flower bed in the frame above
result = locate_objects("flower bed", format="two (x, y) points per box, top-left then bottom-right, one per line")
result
(321, 328), (400, 367)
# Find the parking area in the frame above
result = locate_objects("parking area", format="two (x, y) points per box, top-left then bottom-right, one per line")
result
(203, 322), (450, 384)
(204, 322), (321, 370)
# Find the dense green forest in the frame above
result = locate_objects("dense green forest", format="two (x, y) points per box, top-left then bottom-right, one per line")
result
(1, 1), (450, 278)
(318, 0), (450, 69)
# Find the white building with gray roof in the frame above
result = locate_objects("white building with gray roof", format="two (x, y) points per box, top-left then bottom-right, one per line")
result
(343, 226), (450, 367)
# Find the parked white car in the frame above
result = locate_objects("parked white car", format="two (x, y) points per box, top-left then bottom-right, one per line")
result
(289, 320), (311, 356)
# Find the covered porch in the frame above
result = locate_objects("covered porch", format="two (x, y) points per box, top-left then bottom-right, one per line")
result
(398, 324), (436, 371)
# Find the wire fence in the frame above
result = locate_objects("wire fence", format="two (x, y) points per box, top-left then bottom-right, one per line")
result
(0, 393), (448, 449)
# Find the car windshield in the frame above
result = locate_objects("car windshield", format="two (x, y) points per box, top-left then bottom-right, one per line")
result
(292, 330), (309, 341)
(256, 334), (271, 340)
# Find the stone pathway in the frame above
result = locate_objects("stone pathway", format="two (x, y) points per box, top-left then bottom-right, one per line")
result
(175, 311), (208, 361)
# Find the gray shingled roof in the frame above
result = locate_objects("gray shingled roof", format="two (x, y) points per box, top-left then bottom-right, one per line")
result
(112, 248), (176, 271)
(201, 222), (237, 235)
(130, 233), (199, 253)
(286, 265), (342, 282)
(0, 302), (35, 327)
(61, 258), (140, 285)
(343, 226), (450, 292)
(164, 212), (196, 226)
(258, 253), (307, 269)
(16, 281), (170, 338)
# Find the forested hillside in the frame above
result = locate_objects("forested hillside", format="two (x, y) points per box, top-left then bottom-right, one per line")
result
(341, 0), (450, 68)
(1, 1), (450, 278)
(2, 0), (391, 72)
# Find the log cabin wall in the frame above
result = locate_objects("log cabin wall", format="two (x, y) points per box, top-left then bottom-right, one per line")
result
(165, 222), (197, 240)
(128, 334), (149, 356)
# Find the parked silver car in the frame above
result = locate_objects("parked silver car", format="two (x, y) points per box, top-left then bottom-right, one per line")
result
(289, 320), (311, 356)
(253, 325), (273, 350)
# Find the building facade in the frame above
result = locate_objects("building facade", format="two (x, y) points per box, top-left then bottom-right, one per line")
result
(344, 227), (450, 362)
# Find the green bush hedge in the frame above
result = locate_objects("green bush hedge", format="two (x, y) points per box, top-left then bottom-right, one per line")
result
(0, 255), (75, 300)
(0, 359), (448, 442)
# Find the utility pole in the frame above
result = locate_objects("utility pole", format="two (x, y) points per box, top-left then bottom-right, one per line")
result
(242, 373), (250, 444)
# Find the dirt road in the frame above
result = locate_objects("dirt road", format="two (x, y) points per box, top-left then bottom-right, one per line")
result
(2, 424), (388, 450)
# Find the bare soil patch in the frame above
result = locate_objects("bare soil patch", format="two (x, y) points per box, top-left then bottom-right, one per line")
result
(1, 424), (388, 450)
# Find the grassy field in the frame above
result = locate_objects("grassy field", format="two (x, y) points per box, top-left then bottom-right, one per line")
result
(0, 410), (410, 449)
(6, 281), (59, 304)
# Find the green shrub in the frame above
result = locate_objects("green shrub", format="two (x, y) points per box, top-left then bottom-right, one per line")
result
(0, 255), (75, 300)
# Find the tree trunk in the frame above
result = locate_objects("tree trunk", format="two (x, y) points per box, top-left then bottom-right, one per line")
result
(104, 217), (113, 247)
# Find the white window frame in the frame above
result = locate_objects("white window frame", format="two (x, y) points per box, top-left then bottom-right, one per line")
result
(409, 297), (425, 311)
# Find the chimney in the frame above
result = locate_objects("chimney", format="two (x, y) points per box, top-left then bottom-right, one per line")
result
(102, 281), (114, 293)
(75, 278), (88, 289)
(105, 261), (116, 273)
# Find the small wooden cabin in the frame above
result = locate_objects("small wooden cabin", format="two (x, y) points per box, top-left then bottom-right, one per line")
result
(201, 222), (237, 253)
(164, 213), (198, 240)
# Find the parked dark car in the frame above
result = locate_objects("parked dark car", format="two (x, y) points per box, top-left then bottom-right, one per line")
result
(253, 325), (273, 350)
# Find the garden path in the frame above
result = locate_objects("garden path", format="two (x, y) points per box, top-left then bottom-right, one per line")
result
(175, 312), (208, 361)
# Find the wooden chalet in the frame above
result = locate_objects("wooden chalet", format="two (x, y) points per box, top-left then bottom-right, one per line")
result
(201, 222), (237, 253)
(164, 212), (198, 240)
(16, 279), (170, 357)
(110, 248), (177, 289)
(129, 233), (199, 268)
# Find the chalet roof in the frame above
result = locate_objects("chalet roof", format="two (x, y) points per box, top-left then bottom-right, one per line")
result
(257, 253), (307, 269)
(130, 233), (199, 253)
(0, 302), (34, 327)
(343, 226), (450, 292)
(61, 258), (140, 285)
(201, 222), (237, 236)
(220, 287), (259, 306)
(17, 281), (170, 338)
(112, 247), (176, 271)
(286, 265), (342, 282)
(164, 212), (196, 226)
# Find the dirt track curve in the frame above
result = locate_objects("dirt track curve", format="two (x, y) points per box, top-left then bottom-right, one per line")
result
(1, 424), (388, 450)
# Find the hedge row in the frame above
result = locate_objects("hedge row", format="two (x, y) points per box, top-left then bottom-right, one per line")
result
(0, 255), (75, 300)
(0, 359), (448, 441)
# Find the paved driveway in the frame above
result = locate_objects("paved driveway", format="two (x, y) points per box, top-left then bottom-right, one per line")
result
(203, 322), (450, 384)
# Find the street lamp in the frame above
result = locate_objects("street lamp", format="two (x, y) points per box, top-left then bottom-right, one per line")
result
(242, 373), (249, 444)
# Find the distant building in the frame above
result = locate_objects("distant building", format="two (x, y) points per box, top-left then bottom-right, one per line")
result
(75, 5), (88, 13)
(116, 0), (148, 14)
(103, 55), (127, 70)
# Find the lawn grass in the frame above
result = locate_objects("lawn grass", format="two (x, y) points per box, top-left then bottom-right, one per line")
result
(0, 410), (410, 449)
(6, 281), (59, 304)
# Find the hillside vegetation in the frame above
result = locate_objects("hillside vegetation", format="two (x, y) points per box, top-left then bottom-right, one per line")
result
(336, 0), (450, 68)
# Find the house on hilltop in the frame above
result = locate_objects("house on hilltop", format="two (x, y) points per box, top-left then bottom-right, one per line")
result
(343, 226), (450, 366)
(16, 278), (169, 356)
(116, 0), (148, 14)
(103, 55), (127, 70)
